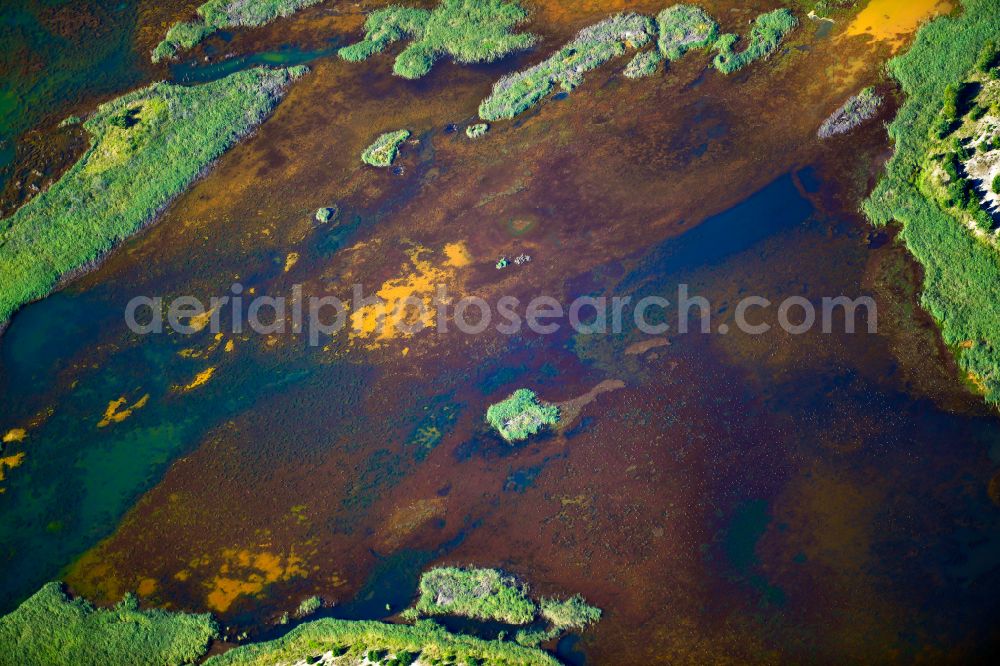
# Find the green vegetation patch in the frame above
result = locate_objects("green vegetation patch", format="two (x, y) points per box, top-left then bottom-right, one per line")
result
(466, 122), (490, 138)
(153, 0), (324, 62)
(203, 617), (559, 666)
(295, 595), (323, 618)
(712, 9), (798, 75)
(514, 595), (601, 648)
(412, 567), (537, 624)
(486, 388), (560, 442)
(624, 49), (663, 79)
(479, 13), (654, 121)
(315, 206), (339, 223)
(0, 66), (304, 326)
(818, 86), (883, 138)
(863, 0), (1000, 401)
(539, 595), (602, 630)
(656, 4), (719, 61)
(152, 21), (214, 63)
(0, 582), (218, 666)
(362, 129), (411, 167)
(338, 0), (536, 79)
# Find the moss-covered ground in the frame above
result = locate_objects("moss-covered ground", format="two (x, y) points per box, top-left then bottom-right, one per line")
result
(362, 130), (411, 167)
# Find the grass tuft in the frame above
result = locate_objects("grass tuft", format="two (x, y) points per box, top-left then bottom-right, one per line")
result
(485, 388), (559, 442)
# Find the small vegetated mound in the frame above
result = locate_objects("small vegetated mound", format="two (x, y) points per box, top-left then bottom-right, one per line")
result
(362, 130), (411, 167)
(485, 388), (560, 442)
(479, 13), (655, 120)
(338, 0), (536, 79)
(0, 582), (218, 666)
(514, 595), (602, 647)
(295, 595), (323, 618)
(153, 0), (324, 62)
(410, 567), (536, 624)
(818, 86), (884, 138)
(0, 66), (305, 327)
(315, 205), (339, 223)
(466, 123), (490, 138)
(656, 4), (719, 61)
(539, 595), (602, 630)
(712, 8), (798, 74)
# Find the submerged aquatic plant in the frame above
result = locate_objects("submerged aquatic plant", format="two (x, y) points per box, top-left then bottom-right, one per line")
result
(486, 388), (560, 441)
(339, 0), (536, 79)
(361, 129), (411, 167)
(713, 9), (798, 74)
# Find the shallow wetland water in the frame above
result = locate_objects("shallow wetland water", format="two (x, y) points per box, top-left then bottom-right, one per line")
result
(3, 0), (1000, 662)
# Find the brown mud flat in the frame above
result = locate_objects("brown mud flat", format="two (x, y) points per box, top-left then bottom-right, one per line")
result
(3, 0), (998, 663)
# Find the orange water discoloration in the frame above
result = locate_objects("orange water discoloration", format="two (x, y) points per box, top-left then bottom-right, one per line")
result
(443, 242), (472, 268)
(137, 577), (158, 597)
(844, 0), (953, 51)
(349, 245), (464, 348)
(203, 548), (308, 612)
